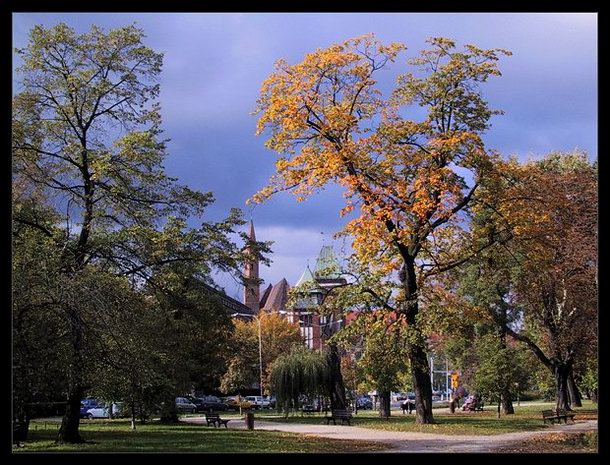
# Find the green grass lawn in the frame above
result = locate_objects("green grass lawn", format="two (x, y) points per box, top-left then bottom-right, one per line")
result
(16, 401), (596, 451)
(262, 400), (597, 436)
(15, 419), (387, 453)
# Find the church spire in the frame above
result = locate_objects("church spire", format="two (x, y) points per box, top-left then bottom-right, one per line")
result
(249, 219), (256, 241)
(243, 220), (260, 313)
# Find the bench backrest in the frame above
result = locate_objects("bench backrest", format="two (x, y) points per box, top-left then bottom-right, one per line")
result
(542, 409), (557, 418)
(205, 412), (220, 418)
(331, 409), (352, 417)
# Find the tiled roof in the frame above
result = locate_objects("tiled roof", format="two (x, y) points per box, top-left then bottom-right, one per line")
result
(262, 278), (289, 312)
(201, 282), (255, 316)
(295, 266), (315, 287)
(259, 283), (273, 308)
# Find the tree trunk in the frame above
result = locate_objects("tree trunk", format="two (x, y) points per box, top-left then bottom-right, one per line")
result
(130, 399), (137, 430)
(554, 363), (571, 411)
(378, 390), (391, 418)
(401, 260), (434, 424)
(327, 343), (347, 411)
(57, 304), (86, 444)
(13, 385), (32, 442)
(498, 323), (514, 414)
(159, 392), (179, 423)
(501, 389), (515, 414)
(567, 371), (582, 407)
(56, 385), (85, 443)
(409, 344), (434, 424)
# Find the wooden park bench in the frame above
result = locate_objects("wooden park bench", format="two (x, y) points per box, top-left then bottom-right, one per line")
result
(204, 412), (230, 428)
(573, 409), (597, 419)
(400, 400), (414, 414)
(542, 409), (574, 424)
(325, 409), (353, 426)
(557, 408), (575, 423)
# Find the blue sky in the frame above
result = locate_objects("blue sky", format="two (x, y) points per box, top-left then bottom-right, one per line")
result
(12, 13), (598, 299)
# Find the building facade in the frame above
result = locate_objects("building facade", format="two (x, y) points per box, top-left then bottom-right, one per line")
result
(242, 221), (345, 350)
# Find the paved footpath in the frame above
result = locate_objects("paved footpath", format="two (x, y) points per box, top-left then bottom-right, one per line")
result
(186, 416), (597, 453)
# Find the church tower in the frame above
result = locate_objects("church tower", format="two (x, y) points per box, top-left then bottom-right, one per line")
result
(243, 220), (260, 313)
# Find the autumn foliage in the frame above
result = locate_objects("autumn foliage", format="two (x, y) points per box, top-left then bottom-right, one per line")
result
(252, 35), (510, 278)
(252, 34), (512, 423)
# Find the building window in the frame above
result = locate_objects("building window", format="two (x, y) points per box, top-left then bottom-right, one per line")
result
(299, 314), (312, 327)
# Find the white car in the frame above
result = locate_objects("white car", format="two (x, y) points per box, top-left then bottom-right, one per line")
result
(85, 402), (124, 419)
(245, 396), (264, 410)
(246, 396), (273, 409)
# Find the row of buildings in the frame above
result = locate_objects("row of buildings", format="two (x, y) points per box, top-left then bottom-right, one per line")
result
(241, 220), (345, 350)
(215, 221), (456, 398)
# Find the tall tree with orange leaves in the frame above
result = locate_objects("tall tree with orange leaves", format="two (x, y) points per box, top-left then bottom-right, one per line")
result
(251, 35), (511, 423)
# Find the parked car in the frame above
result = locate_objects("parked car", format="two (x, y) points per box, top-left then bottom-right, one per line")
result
(356, 395), (373, 410)
(260, 396), (276, 409)
(81, 398), (100, 410)
(86, 402), (124, 419)
(175, 397), (198, 413)
(185, 396), (207, 413)
(244, 396), (264, 410)
(223, 396), (253, 411)
(187, 395), (227, 412)
(80, 403), (92, 419)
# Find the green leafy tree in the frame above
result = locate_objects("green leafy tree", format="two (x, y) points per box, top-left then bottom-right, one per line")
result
(470, 152), (597, 411)
(450, 249), (521, 414)
(12, 23), (255, 442)
(74, 272), (163, 429)
(220, 312), (302, 396)
(470, 333), (529, 417)
(270, 345), (329, 417)
(13, 192), (68, 431)
(336, 310), (409, 418)
(152, 276), (233, 423)
(579, 358), (598, 403)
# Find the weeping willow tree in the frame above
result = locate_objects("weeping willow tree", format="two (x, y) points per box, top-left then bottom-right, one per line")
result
(270, 345), (330, 417)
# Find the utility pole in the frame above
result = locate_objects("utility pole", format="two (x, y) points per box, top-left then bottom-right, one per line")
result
(256, 315), (263, 399)
(446, 358), (449, 401)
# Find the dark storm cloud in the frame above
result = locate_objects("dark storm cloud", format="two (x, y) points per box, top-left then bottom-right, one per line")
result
(13, 12), (597, 293)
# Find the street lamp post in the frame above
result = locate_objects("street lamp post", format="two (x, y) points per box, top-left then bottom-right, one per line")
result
(255, 315), (263, 399)
(232, 312), (264, 401)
